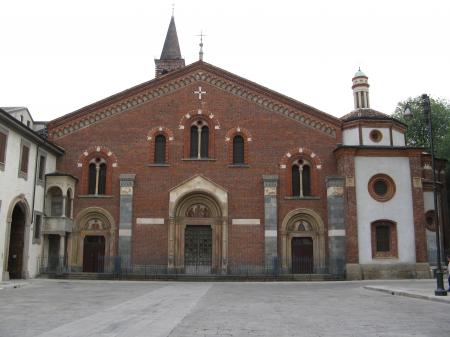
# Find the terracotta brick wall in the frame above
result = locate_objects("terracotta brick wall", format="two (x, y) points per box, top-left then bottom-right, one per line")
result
(50, 78), (341, 265)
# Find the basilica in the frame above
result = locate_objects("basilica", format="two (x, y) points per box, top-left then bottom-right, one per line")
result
(0, 16), (447, 280)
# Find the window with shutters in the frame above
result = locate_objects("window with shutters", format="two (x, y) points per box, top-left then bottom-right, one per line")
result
(18, 141), (30, 179)
(0, 129), (7, 170)
(33, 213), (42, 243)
(371, 220), (398, 258)
(38, 154), (46, 181)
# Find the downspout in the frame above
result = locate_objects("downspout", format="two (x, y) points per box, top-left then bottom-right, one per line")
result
(31, 145), (39, 224)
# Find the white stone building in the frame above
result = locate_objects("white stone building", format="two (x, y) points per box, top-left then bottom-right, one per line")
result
(0, 107), (64, 280)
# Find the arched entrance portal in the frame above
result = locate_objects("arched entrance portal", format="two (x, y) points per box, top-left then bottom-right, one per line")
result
(168, 175), (228, 274)
(71, 207), (116, 273)
(7, 204), (26, 279)
(281, 208), (326, 274)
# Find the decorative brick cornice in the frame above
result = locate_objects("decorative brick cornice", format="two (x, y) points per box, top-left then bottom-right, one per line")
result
(49, 64), (338, 139)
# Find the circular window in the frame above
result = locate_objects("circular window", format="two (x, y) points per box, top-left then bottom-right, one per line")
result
(368, 174), (396, 202)
(369, 129), (383, 143)
(425, 210), (436, 232)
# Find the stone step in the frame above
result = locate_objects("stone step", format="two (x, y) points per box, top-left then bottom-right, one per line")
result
(45, 272), (342, 282)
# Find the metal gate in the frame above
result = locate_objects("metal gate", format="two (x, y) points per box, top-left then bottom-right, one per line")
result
(184, 225), (212, 274)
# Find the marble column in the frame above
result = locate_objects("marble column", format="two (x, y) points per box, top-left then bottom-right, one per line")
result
(326, 177), (346, 277)
(263, 175), (279, 272)
(119, 174), (135, 269)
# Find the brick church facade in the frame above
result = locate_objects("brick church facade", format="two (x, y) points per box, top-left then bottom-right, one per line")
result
(38, 16), (448, 279)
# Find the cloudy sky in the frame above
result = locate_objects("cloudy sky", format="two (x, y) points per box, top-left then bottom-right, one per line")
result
(1, 0), (449, 121)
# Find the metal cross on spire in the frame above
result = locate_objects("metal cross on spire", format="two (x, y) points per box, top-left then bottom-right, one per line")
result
(196, 31), (206, 61)
(172, 3), (175, 17)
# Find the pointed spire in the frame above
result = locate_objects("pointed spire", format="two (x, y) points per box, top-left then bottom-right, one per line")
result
(155, 15), (185, 78)
(160, 16), (182, 60)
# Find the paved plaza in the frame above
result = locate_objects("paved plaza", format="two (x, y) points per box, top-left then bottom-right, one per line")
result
(0, 279), (449, 337)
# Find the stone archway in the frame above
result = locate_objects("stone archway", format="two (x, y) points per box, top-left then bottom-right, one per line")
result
(3, 195), (31, 280)
(168, 175), (228, 274)
(71, 207), (116, 272)
(281, 208), (326, 273)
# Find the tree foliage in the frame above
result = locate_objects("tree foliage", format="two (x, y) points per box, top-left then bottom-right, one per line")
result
(393, 96), (450, 162)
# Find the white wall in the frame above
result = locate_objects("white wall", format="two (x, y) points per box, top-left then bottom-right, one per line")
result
(392, 129), (405, 146)
(342, 127), (359, 146)
(355, 156), (416, 264)
(0, 124), (56, 280)
(361, 127), (390, 146)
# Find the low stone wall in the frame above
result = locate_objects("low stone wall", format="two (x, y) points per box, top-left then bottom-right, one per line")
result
(346, 263), (431, 280)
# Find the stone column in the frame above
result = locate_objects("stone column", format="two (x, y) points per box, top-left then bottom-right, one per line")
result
(326, 177), (346, 277)
(119, 174), (136, 269)
(59, 235), (65, 270)
(263, 175), (278, 272)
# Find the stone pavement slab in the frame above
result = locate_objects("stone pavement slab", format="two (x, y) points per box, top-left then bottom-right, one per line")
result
(1, 279), (450, 337)
(0, 279), (29, 290)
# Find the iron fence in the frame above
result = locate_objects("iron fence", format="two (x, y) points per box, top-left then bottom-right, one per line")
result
(38, 255), (330, 279)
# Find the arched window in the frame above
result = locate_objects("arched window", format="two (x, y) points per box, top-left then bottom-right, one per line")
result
(98, 163), (107, 195)
(154, 135), (166, 164)
(292, 165), (300, 196)
(190, 120), (209, 159)
(200, 126), (209, 158)
(291, 159), (311, 197)
(88, 158), (107, 195)
(48, 187), (63, 216)
(88, 163), (96, 195)
(66, 189), (72, 218)
(233, 135), (244, 164)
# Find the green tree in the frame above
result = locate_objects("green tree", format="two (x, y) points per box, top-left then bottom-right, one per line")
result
(393, 96), (450, 162)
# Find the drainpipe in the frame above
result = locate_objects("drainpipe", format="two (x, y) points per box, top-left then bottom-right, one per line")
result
(31, 145), (39, 224)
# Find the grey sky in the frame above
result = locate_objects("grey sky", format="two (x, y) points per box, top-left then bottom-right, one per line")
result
(1, 0), (449, 121)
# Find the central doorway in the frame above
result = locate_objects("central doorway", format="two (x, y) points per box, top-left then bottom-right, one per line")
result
(291, 237), (313, 274)
(184, 225), (212, 274)
(7, 204), (26, 279)
(83, 236), (105, 272)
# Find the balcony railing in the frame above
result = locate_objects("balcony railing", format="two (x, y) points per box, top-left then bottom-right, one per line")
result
(42, 216), (73, 234)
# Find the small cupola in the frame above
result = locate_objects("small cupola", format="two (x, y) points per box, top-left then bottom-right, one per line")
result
(352, 68), (370, 109)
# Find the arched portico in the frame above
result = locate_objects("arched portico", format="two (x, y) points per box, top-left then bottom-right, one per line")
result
(3, 195), (31, 280)
(281, 208), (326, 273)
(71, 207), (116, 272)
(168, 175), (228, 274)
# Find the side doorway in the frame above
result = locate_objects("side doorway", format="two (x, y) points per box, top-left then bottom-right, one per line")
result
(83, 236), (105, 273)
(291, 237), (314, 274)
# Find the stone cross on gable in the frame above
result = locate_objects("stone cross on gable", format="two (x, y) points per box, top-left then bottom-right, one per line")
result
(194, 86), (206, 100)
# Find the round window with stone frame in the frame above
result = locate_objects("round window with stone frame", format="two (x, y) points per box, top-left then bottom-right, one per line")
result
(425, 210), (436, 232)
(369, 129), (383, 143)
(368, 174), (396, 202)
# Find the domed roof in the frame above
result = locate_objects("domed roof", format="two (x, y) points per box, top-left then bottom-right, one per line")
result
(340, 108), (391, 122)
(353, 68), (367, 78)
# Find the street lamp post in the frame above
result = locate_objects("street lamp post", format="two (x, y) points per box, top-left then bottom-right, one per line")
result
(406, 94), (447, 296)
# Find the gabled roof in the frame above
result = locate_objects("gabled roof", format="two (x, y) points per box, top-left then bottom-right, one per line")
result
(160, 16), (182, 60)
(0, 108), (64, 155)
(47, 61), (342, 139)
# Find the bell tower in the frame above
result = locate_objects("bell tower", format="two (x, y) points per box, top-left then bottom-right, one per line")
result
(155, 15), (185, 78)
(352, 68), (370, 109)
